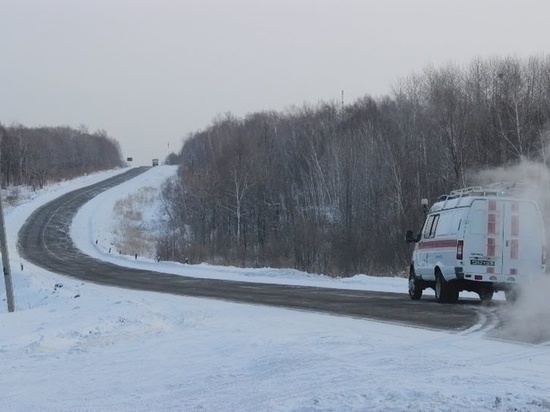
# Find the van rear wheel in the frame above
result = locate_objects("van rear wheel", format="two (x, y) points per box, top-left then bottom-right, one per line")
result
(435, 271), (458, 303)
(478, 286), (494, 303)
(408, 269), (423, 300)
(505, 288), (518, 302)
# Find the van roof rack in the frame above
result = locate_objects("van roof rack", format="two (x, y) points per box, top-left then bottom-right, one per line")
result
(431, 182), (528, 211)
(448, 186), (483, 196)
(449, 182), (526, 198)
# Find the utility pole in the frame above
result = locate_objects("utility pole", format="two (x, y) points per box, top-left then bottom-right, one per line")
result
(0, 190), (15, 312)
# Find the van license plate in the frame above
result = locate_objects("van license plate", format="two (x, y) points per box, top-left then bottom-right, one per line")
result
(470, 259), (495, 266)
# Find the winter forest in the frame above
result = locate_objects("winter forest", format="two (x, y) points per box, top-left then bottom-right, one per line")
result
(0, 125), (124, 189)
(158, 55), (550, 276)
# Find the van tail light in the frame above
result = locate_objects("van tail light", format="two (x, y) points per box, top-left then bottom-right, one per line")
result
(456, 240), (464, 260)
(542, 247), (547, 265)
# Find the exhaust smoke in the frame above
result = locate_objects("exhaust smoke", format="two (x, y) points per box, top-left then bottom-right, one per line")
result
(471, 159), (550, 343)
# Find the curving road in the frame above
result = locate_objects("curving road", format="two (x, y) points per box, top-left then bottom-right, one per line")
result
(17, 168), (486, 331)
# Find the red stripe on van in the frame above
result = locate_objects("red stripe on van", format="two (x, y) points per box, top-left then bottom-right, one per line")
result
(511, 215), (519, 236)
(487, 238), (495, 257)
(510, 239), (519, 259)
(488, 213), (497, 235)
(416, 239), (458, 249)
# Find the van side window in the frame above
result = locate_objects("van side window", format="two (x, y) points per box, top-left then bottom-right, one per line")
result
(422, 216), (433, 238)
(423, 214), (440, 239)
(434, 211), (453, 236)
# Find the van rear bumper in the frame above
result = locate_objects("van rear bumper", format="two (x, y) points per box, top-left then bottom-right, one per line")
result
(451, 267), (518, 293)
(454, 266), (519, 290)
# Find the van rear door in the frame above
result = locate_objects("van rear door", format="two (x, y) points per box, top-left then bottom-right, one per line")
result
(463, 199), (501, 275)
(464, 199), (544, 277)
(501, 200), (544, 276)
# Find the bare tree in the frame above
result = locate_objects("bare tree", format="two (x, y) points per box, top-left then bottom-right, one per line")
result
(159, 54), (550, 276)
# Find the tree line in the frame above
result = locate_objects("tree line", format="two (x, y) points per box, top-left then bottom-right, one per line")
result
(158, 55), (550, 276)
(0, 124), (124, 189)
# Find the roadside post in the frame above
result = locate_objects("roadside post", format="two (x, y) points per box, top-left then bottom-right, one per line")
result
(0, 188), (15, 312)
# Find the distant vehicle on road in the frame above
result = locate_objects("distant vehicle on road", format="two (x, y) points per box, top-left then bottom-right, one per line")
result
(152, 158), (159, 167)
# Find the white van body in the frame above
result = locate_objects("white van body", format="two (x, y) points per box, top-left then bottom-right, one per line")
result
(407, 185), (546, 303)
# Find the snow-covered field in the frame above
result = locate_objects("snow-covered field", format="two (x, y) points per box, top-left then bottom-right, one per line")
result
(1, 166), (550, 411)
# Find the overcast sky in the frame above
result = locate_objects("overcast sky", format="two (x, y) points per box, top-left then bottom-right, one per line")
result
(1, 0), (549, 166)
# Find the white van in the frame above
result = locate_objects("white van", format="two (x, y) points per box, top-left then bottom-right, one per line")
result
(405, 184), (546, 303)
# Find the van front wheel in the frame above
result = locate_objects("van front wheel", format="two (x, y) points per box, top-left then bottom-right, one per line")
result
(408, 269), (423, 300)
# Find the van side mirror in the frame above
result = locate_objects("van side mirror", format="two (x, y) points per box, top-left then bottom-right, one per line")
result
(406, 230), (419, 243)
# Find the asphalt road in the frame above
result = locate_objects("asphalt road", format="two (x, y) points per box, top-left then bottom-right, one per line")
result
(17, 167), (485, 331)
